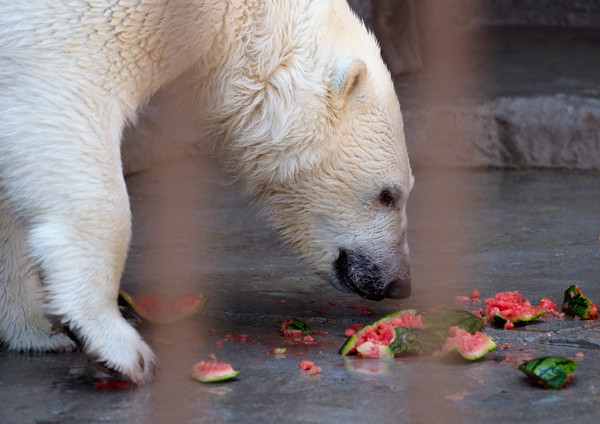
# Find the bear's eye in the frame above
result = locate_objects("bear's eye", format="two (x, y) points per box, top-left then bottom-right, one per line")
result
(378, 188), (400, 208)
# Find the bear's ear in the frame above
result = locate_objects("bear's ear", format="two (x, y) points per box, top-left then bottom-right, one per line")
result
(333, 59), (367, 105)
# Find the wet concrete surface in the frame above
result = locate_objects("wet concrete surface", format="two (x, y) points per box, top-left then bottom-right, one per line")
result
(1, 156), (599, 423)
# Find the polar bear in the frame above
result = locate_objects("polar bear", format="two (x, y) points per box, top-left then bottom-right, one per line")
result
(0, 0), (413, 384)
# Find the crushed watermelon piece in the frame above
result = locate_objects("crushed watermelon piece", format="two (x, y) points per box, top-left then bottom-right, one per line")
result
(470, 289), (480, 300)
(483, 291), (545, 326)
(299, 361), (321, 375)
(308, 366), (322, 375)
(302, 335), (315, 344)
(299, 360), (314, 370)
(538, 297), (564, 317)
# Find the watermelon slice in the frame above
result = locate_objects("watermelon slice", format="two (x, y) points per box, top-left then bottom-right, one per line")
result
(440, 326), (497, 360)
(191, 361), (240, 383)
(562, 285), (598, 319)
(519, 357), (577, 389)
(119, 290), (207, 324)
(483, 291), (545, 328)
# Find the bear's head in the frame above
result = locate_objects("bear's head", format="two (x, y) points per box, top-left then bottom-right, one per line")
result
(212, 1), (413, 300)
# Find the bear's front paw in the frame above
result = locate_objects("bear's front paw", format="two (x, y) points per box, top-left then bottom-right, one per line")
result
(83, 317), (158, 385)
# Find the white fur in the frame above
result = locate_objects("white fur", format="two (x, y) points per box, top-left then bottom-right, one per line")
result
(0, 0), (412, 384)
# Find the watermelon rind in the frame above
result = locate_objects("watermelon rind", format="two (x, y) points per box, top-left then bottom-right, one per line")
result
(562, 285), (597, 319)
(119, 290), (207, 324)
(518, 356), (578, 389)
(340, 334), (358, 356)
(491, 309), (545, 326)
(191, 362), (240, 383)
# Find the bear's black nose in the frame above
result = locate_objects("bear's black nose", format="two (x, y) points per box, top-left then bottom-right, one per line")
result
(333, 249), (411, 301)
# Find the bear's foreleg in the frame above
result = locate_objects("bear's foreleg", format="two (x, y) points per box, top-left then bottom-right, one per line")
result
(0, 101), (157, 383)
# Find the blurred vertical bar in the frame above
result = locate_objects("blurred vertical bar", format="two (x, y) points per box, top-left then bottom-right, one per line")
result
(371, 0), (482, 422)
(127, 156), (212, 421)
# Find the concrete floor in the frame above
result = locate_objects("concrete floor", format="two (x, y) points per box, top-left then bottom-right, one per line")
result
(1, 155), (599, 424)
(2, 21), (600, 424)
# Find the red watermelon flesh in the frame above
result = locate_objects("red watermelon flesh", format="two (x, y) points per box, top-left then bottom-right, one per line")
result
(354, 311), (425, 351)
(191, 361), (240, 383)
(119, 290), (207, 324)
(441, 326), (497, 360)
(483, 291), (545, 326)
(538, 297), (564, 317)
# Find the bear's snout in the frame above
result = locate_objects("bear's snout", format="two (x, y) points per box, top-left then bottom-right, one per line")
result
(333, 249), (411, 301)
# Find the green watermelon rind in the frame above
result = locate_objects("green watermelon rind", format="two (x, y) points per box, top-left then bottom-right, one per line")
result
(491, 309), (545, 326)
(518, 356), (578, 390)
(339, 309), (420, 356)
(562, 284), (596, 319)
(191, 369), (241, 383)
(191, 362), (241, 383)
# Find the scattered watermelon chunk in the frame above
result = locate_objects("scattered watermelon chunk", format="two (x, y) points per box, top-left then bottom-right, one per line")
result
(537, 297), (564, 317)
(299, 360), (321, 375)
(280, 317), (314, 337)
(299, 360), (314, 370)
(519, 357), (577, 389)
(344, 323), (364, 337)
(562, 285), (598, 319)
(440, 326), (497, 360)
(119, 290), (207, 324)
(483, 291), (545, 327)
(94, 379), (131, 390)
(191, 361), (240, 383)
(267, 347), (287, 355)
